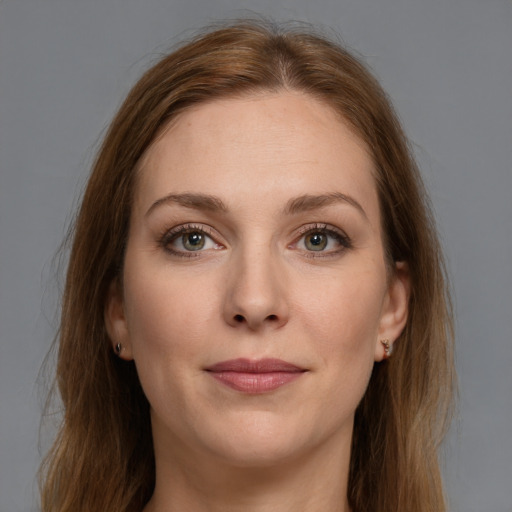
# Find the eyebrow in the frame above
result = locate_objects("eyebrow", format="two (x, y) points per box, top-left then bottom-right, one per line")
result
(145, 193), (228, 217)
(145, 191), (367, 220)
(283, 193), (368, 220)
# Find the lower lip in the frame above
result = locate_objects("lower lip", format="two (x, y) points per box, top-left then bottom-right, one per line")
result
(208, 371), (304, 393)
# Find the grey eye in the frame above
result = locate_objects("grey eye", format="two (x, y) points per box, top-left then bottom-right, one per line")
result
(304, 232), (328, 251)
(182, 232), (206, 251)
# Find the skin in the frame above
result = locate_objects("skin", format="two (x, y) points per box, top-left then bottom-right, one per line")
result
(106, 92), (409, 512)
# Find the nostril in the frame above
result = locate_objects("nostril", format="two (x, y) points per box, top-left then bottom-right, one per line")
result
(234, 314), (245, 323)
(267, 314), (278, 321)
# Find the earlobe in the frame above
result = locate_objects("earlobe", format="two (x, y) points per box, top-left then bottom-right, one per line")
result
(375, 261), (410, 361)
(105, 279), (133, 360)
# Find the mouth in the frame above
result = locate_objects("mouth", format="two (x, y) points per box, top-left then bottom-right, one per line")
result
(205, 358), (307, 394)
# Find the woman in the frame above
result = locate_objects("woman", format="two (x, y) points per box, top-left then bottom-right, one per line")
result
(40, 20), (454, 512)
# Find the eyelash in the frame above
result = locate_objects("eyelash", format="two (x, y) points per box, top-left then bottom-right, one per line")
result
(292, 223), (352, 258)
(158, 223), (221, 259)
(158, 222), (352, 259)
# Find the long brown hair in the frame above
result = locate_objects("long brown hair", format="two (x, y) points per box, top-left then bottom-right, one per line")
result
(40, 19), (454, 512)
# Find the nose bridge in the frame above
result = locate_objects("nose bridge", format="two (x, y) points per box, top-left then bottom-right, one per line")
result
(224, 238), (289, 330)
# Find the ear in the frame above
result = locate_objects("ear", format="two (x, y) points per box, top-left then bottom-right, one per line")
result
(374, 261), (410, 361)
(105, 279), (133, 360)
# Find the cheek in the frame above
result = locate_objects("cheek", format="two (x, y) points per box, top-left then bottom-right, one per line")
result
(122, 261), (220, 367)
(294, 264), (385, 366)
(121, 265), (222, 429)
(297, 272), (385, 352)
(282, 266), (385, 439)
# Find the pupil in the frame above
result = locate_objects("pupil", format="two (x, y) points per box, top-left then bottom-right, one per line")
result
(188, 233), (201, 245)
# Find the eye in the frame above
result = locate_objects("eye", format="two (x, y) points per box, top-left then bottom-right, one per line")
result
(304, 232), (329, 251)
(179, 231), (208, 251)
(160, 224), (222, 256)
(294, 224), (352, 255)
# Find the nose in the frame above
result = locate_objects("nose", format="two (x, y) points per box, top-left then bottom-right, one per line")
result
(223, 246), (289, 331)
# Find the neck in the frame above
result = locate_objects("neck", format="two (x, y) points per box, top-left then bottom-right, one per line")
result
(144, 428), (352, 512)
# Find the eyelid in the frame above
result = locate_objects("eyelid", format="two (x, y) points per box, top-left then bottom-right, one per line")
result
(157, 221), (351, 258)
(158, 223), (224, 257)
(290, 223), (352, 254)
(294, 222), (349, 240)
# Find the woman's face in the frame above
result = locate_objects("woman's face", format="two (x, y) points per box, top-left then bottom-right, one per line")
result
(106, 92), (409, 468)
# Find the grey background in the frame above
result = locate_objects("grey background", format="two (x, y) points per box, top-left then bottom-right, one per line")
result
(1, 0), (511, 511)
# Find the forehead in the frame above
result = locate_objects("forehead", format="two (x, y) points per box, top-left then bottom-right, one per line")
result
(135, 92), (379, 222)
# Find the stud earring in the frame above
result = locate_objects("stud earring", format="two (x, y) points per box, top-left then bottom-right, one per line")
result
(115, 343), (122, 355)
(381, 339), (393, 359)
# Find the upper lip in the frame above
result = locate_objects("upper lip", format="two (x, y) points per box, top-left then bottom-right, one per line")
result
(205, 358), (306, 373)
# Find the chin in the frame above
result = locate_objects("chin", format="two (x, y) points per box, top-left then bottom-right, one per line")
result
(213, 438), (308, 469)
(195, 411), (335, 469)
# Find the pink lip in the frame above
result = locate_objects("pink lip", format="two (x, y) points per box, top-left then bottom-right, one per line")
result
(205, 358), (307, 393)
